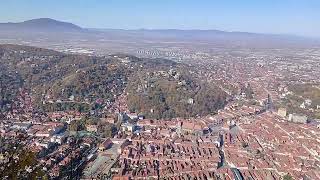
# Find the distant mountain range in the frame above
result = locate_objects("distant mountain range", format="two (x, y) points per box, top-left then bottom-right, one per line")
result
(0, 18), (318, 49)
(0, 18), (298, 37)
(0, 18), (82, 32)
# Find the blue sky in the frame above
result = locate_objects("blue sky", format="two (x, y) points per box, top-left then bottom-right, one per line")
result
(0, 0), (319, 37)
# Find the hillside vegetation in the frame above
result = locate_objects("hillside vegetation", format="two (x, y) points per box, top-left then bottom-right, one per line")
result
(126, 68), (227, 119)
(0, 44), (227, 118)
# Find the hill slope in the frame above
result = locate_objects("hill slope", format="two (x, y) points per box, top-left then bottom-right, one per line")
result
(0, 18), (82, 32)
(0, 44), (227, 118)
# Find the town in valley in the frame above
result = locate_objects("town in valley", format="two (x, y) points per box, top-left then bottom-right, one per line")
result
(1, 1), (320, 180)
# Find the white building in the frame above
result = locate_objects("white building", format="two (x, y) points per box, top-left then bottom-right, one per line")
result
(288, 114), (308, 124)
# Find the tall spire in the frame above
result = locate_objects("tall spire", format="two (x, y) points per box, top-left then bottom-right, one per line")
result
(265, 94), (274, 111)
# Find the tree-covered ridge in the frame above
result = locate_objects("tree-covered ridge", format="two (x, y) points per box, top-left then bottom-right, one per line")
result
(0, 44), (129, 112)
(0, 67), (24, 112)
(126, 68), (227, 119)
(45, 63), (129, 101)
(0, 44), (227, 117)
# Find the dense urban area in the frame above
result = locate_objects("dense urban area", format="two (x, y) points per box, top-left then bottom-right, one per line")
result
(0, 18), (320, 180)
(0, 41), (319, 180)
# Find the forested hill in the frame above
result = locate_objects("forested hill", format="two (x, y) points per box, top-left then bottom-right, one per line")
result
(126, 68), (227, 119)
(0, 44), (227, 118)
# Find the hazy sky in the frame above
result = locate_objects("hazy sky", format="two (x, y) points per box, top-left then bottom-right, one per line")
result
(0, 0), (319, 37)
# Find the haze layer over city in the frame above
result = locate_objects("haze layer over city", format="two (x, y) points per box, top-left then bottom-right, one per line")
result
(0, 1), (320, 180)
